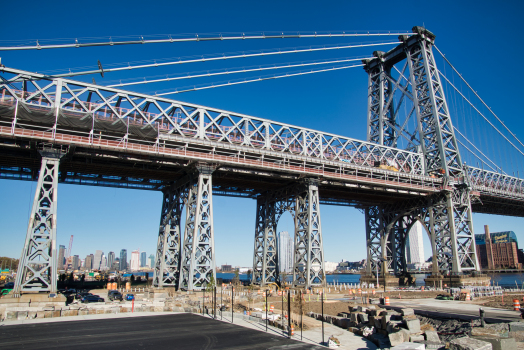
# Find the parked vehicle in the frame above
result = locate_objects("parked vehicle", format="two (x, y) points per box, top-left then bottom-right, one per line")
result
(82, 295), (104, 303)
(108, 291), (123, 301)
(75, 292), (93, 300)
(3, 282), (14, 289)
(125, 293), (135, 301)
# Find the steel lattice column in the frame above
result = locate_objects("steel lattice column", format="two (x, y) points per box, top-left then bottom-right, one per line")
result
(293, 180), (325, 287)
(251, 197), (279, 286)
(153, 181), (189, 289)
(13, 148), (65, 297)
(404, 30), (462, 176)
(430, 189), (479, 273)
(179, 165), (216, 291)
(365, 206), (383, 276)
(365, 54), (396, 147)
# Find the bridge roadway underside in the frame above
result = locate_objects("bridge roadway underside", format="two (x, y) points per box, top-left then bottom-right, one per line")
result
(0, 135), (523, 216)
(0, 135), (431, 207)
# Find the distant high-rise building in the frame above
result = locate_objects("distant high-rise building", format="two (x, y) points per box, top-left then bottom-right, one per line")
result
(72, 255), (80, 270)
(277, 231), (294, 273)
(85, 254), (94, 270)
(130, 250), (140, 271)
(140, 252), (147, 267)
(101, 255), (107, 270)
(93, 250), (103, 270)
(148, 254), (155, 268)
(406, 221), (425, 264)
(107, 251), (115, 270)
(58, 245), (66, 270)
(113, 258), (120, 270)
(120, 249), (127, 271)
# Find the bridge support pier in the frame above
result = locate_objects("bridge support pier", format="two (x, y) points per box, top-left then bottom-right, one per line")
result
(179, 164), (216, 291)
(153, 181), (189, 289)
(252, 180), (326, 289)
(13, 146), (65, 297)
(293, 180), (326, 288)
(252, 196), (279, 286)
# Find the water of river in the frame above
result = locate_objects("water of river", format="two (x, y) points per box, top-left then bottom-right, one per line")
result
(218, 272), (524, 288)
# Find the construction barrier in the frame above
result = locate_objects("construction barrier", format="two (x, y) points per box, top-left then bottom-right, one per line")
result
(278, 291), (282, 296)
(372, 290), (376, 295)
(465, 293), (471, 301)
(385, 296), (390, 306)
(270, 305), (274, 312)
(290, 325), (295, 336)
(514, 299), (521, 311)
(107, 283), (112, 290)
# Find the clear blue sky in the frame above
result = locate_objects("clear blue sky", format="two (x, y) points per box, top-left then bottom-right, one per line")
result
(1, 0), (524, 267)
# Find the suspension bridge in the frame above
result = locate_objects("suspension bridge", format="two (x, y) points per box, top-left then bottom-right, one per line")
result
(0, 26), (522, 296)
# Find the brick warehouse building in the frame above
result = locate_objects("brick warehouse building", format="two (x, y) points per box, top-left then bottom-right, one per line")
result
(475, 225), (524, 269)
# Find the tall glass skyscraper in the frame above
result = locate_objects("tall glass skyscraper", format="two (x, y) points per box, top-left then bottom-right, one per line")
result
(58, 245), (66, 270)
(119, 249), (127, 271)
(140, 252), (147, 267)
(277, 231), (294, 273)
(406, 221), (425, 264)
(93, 250), (103, 270)
(107, 251), (115, 270)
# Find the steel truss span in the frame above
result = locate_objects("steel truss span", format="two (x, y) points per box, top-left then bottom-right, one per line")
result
(2, 26), (524, 293)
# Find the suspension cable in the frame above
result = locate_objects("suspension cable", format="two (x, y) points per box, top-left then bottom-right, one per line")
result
(438, 70), (524, 158)
(0, 30), (413, 51)
(456, 139), (498, 172)
(49, 41), (399, 78)
(453, 127), (502, 173)
(153, 64), (364, 96)
(107, 57), (370, 87)
(434, 45), (524, 150)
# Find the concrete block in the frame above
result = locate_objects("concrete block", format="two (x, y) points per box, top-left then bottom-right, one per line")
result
(368, 333), (390, 348)
(413, 340), (445, 349)
(387, 321), (402, 333)
(52, 310), (61, 318)
(163, 306), (172, 312)
(400, 308), (414, 316)
(450, 337), (493, 350)
(44, 311), (53, 318)
(36, 311), (45, 318)
(382, 314), (391, 328)
(88, 308), (97, 315)
(96, 308), (105, 314)
(471, 336), (516, 350)
(350, 312), (359, 322)
(389, 331), (406, 347)
(471, 327), (507, 338)
(104, 308), (113, 314)
(404, 319), (421, 334)
(17, 311), (28, 320)
(391, 343), (425, 350)
(410, 334), (424, 342)
(27, 311), (37, 319)
(509, 322), (524, 333)
(425, 330), (440, 343)
(42, 306), (55, 311)
(374, 317), (383, 329)
(6, 311), (17, 320)
(357, 306), (368, 312)
(358, 313), (368, 323)
(78, 309), (88, 316)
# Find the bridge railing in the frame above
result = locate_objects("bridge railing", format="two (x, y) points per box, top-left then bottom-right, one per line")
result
(0, 67), (424, 175)
(466, 166), (524, 199)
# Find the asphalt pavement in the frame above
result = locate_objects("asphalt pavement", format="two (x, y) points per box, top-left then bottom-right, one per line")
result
(0, 313), (324, 350)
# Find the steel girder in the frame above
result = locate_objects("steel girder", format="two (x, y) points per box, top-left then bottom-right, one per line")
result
(153, 180), (189, 289)
(404, 32), (462, 177)
(13, 147), (65, 296)
(179, 164), (216, 290)
(366, 54), (396, 147)
(293, 180), (326, 287)
(252, 197), (279, 286)
(367, 187), (479, 277)
(0, 66), (424, 176)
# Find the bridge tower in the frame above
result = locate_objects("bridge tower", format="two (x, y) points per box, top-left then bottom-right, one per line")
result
(252, 180), (326, 288)
(362, 26), (480, 286)
(13, 146), (66, 297)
